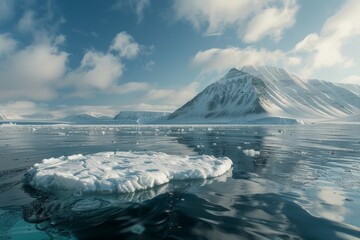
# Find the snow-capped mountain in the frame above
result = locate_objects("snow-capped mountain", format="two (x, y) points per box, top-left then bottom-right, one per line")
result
(114, 111), (170, 124)
(167, 66), (360, 124)
(60, 113), (113, 123)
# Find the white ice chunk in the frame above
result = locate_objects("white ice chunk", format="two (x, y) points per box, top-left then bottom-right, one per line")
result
(26, 151), (232, 194)
(243, 149), (260, 157)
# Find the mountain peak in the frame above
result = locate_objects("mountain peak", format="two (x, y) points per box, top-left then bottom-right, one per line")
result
(216, 67), (250, 84)
(227, 68), (241, 74)
(224, 68), (242, 77)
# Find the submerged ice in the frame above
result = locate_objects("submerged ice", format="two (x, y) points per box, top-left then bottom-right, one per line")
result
(25, 151), (232, 194)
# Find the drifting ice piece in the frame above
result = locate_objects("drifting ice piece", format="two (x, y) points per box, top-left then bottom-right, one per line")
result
(26, 151), (232, 194)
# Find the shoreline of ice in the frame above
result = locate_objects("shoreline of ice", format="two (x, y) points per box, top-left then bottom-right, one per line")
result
(25, 151), (233, 194)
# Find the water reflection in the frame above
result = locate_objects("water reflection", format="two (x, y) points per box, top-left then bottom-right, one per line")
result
(0, 124), (359, 239)
(22, 176), (360, 239)
(22, 173), (231, 239)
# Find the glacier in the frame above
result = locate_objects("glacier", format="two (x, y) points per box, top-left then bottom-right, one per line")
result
(165, 66), (360, 124)
(25, 151), (232, 194)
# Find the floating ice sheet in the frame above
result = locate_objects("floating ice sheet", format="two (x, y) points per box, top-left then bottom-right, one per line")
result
(26, 151), (232, 194)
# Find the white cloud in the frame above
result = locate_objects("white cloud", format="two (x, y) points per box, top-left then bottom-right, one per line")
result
(0, 34), (17, 56)
(0, 0), (15, 23)
(4, 25), (153, 102)
(173, 0), (298, 42)
(0, 41), (68, 100)
(342, 75), (360, 85)
(17, 10), (36, 33)
(110, 32), (140, 59)
(144, 82), (200, 106)
(112, 0), (150, 23)
(243, 0), (298, 43)
(294, 33), (319, 52)
(192, 47), (301, 73)
(65, 32), (148, 97)
(0, 30), (149, 101)
(294, 0), (360, 75)
(0, 101), (41, 118)
(134, 0), (149, 23)
(66, 51), (123, 91)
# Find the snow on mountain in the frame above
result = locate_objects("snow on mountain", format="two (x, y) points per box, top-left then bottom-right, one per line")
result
(166, 66), (360, 124)
(114, 111), (170, 124)
(335, 83), (360, 96)
(60, 113), (112, 123)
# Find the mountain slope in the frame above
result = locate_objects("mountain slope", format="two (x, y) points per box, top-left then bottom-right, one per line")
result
(60, 113), (112, 123)
(168, 69), (265, 122)
(167, 66), (360, 124)
(241, 66), (360, 118)
(335, 83), (360, 96)
(114, 111), (170, 124)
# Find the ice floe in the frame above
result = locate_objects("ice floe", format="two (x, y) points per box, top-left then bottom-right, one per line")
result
(25, 151), (232, 194)
(243, 149), (260, 156)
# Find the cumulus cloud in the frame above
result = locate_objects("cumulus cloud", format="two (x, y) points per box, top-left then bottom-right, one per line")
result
(0, 6), (71, 101)
(192, 47), (301, 74)
(0, 101), (42, 119)
(173, 0), (298, 42)
(65, 31), (148, 97)
(66, 51), (123, 91)
(0, 41), (68, 100)
(243, 0), (298, 43)
(0, 26), (150, 100)
(294, 0), (360, 75)
(110, 32), (141, 59)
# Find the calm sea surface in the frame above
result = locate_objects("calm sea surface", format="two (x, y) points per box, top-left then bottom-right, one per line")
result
(0, 124), (359, 239)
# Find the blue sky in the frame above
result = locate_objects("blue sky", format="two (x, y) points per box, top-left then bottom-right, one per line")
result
(0, 0), (359, 118)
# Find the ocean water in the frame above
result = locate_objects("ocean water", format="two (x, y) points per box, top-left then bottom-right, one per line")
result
(0, 124), (359, 239)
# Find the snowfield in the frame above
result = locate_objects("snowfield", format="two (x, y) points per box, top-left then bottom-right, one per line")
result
(25, 151), (233, 194)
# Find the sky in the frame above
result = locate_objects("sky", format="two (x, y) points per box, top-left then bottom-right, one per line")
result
(0, 0), (360, 118)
